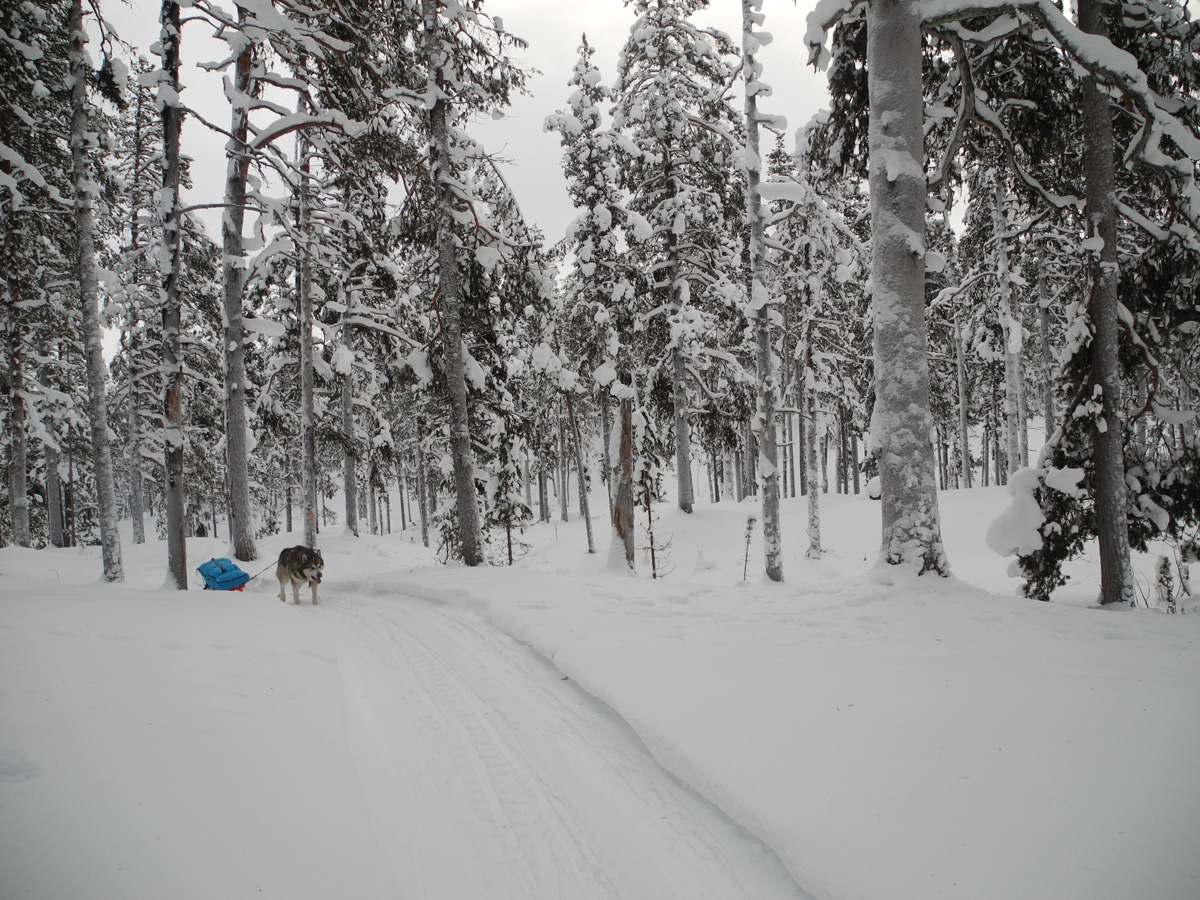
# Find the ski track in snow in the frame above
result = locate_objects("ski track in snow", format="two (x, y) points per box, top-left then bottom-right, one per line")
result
(325, 591), (811, 900)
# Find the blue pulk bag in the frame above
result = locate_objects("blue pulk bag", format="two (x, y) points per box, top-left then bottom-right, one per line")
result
(196, 558), (250, 591)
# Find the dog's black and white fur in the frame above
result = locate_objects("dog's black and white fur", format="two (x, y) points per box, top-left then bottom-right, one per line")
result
(277, 546), (324, 605)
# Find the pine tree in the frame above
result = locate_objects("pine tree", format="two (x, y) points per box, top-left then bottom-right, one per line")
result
(547, 35), (643, 569)
(612, 0), (745, 516)
(415, 0), (527, 566)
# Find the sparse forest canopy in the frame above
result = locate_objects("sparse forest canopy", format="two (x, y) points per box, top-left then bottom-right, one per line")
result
(0, 0), (1195, 601)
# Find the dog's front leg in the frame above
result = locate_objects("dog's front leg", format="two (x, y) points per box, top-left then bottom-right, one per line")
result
(292, 581), (301, 604)
(310, 581), (319, 605)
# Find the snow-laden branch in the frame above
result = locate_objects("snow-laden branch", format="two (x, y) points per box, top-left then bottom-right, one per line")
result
(248, 109), (365, 152)
(806, 0), (1200, 235)
(922, 0), (1200, 222)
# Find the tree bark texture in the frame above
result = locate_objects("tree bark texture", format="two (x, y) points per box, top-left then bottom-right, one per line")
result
(45, 444), (64, 548)
(160, 0), (187, 588)
(1078, 0), (1135, 606)
(611, 395), (636, 571)
(5, 315), (30, 547)
(221, 22), (258, 562)
(744, 0), (782, 582)
(342, 365), (359, 536)
(566, 393), (595, 554)
(70, 0), (124, 580)
(804, 365), (822, 560)
(992, 184), (1023, 475)
(298, 137), (319, 550)
(866, 0), (948, 574)
(416, 420), (430, 548)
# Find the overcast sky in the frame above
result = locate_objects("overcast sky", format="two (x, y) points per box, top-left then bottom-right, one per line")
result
(98, 0), (829, 244)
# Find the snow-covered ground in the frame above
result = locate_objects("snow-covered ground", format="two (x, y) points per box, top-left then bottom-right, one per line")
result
(3, 486), (1198, 900)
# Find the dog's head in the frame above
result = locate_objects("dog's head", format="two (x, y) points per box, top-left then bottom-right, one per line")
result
(300, 549), (324, 585)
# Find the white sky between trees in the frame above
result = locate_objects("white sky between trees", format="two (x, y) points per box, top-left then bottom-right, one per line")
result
(96, 0), (830, 245)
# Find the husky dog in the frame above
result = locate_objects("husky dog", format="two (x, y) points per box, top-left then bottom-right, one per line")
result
(276, 546), (324, 605)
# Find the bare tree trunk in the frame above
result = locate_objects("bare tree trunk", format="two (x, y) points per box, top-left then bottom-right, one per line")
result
(1079, 0), (1134, 606)
(70, 0), (124, 579)
(1038, 260), (1055, 444)
(45, 444), (65, 547)
(399, 469), (408, 533)
(804, 380), (822, 561)
(222, 18), (258, 562)
(1017, 371), (1029, 467)
(851, 432), (861, 494)
(866, 0), (948, 574)
(5, 317), (30, 547)
(296, 131), (319, 551)
(955, 314), (972, 488)
(600, 392), (613, 523)
(159, 0), (187, 588)
(423, 0), (484, 565)
(566, 393), (595, 554)
(415, 420), (430, 548)
(744, 0), (782, 581)
(610, 395), (636, 571)
(559, 416), (569, 522)
(128, 358), (146, 544)
(285, 446), (294, 533)
(341, 365), (359, 537)
(992, 180), (1023, 476)
(788, 406), (798, 497)
(368, 462), (378, 536)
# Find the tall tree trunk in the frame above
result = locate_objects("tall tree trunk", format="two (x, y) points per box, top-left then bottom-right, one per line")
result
(804, 362), (822, 560)
(399, 469), (408, 532)
(368, 461), (378, 536)
(127, 352), (146, 544)
(610, 394), (636, 571)
(1038, 272), (1055, 440)
(297, 132), (318, 550)
(955, 314), (972, 488)
(341, 364), (359, 537)
(851, 432), (861, 494)
(600, 392), (614, 523)
(566, 393), (595, 554)
(1078, 0), (1134, 606)
(992, 181), (1023, 475)
(415, 420), (430, 548)
(866, 0), (948, 574)
(160, 0), (187, 588)
(423, 0), (484, 565)
(222, 20), (258, 562)
(70, 0), (124, 580)
(744, 0), (782, 581)
(559, 417), (570, 522)
(663, 152), (695, 514)
(5, 318), (30, 547)
(45, 444), (65, 548)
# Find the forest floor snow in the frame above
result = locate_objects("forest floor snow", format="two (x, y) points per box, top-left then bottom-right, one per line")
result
(2, 485), (1198, 900)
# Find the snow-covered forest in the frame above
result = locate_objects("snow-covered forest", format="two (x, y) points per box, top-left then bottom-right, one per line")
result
(3, 0), (1200, 896)
(2, 0), (1198, 596)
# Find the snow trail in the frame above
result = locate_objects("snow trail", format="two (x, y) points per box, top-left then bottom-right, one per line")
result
(326, 592), (811, 900)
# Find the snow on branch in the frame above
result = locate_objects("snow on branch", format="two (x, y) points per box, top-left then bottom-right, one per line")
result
(920, 0), (1200, 227)
(806, 0), (1200, 234)
(248, 110), (365, 152)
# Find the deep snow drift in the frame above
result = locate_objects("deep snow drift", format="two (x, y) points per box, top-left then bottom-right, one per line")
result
(2, 485), (1198, 900)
